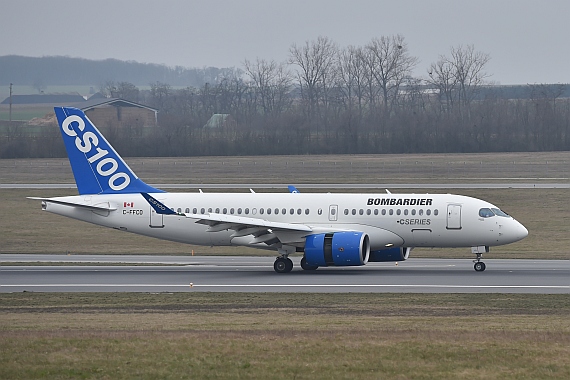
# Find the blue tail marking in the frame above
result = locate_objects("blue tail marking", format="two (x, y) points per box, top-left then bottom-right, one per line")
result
(141, 193), (176, 215)
(54, 107), (163, 195)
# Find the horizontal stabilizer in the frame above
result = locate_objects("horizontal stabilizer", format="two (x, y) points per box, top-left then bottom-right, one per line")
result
(27, 197), (117, 211)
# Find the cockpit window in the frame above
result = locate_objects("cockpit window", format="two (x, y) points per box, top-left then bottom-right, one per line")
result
(492, 208), (510, 217)
(479, 208), (495, 218)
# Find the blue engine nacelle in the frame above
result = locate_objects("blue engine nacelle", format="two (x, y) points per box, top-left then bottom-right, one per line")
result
(304, 232), (370, 267)
(368, 247), (411, 262)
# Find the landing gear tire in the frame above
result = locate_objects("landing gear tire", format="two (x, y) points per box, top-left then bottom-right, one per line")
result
(300, 257), (318, 271)
(274, 257), (293, 273)
(474, 261), (486, 272)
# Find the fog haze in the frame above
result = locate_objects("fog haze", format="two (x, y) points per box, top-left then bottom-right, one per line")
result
(1, 0), (569, 85)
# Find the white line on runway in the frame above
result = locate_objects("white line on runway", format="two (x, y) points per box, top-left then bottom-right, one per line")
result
(2, 284), (569, 289)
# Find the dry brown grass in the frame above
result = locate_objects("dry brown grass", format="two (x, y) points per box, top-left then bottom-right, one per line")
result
(1, 293), (569, 379)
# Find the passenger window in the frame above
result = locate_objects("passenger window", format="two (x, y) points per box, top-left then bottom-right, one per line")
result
(223, 208), (227, 214)
(426, 209), (431, 216)
(297, 209), (302, 215)
(344, 209), (349, 215)
(267, 208), (271, 215)
(419, 209), (423, 216)
(282, 208), (286, 215)
(200, 208), (205, 214)
(352, 209), (356, 215)
(177, 208), (181, 213)
(305, 209), (310, 215)
(318, 209), (323, 215)
(230, 208), (234, 214)
(252, 208), (257, 215)
(359, 209), (364, 215)
(396, 209), (401, 215)
(185, 208), (190, 213)
(374, 209), (378, 215)
(434, 209), (439, 216)
(366, 209), (371, 215)
(479, 208), (495, 218)
(389, 209), (393, 215)
(193, 208), (197, 214)
(381, 209), (386, 216)
(260, 208), (264, 215)
(404, 209), (408, 216)
(290, 208), (294, 215)
(215, 208), (220, 214)
(275, 208), (279, 215)
(208, 208), (212, 213)
(411, 209), (416, 216)
(245, 208), (249, 215)
(237, 208), (242, 214)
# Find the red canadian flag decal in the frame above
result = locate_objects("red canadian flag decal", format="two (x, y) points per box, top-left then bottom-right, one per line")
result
(124, 202), (134, 208)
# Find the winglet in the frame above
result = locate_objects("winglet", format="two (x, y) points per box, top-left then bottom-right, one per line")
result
(141, 192), (177, 215)
(288, 185), (300, 194)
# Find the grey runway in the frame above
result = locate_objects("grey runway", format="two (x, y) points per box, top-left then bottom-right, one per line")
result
(1, 255), (568, 294)
(2, 183), (570, 189)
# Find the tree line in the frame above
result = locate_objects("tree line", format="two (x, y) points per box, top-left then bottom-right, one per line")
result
(2, 36), (570, 157)
(0, 55), (231, 88)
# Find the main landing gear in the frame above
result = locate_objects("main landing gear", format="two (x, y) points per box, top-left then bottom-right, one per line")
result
(274, 246), (295, 273)
(300, 257), (318, 271)
(274, 257), (293, 273)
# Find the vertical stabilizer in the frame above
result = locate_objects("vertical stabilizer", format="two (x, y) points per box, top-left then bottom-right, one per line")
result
(54, 107), (163, 195)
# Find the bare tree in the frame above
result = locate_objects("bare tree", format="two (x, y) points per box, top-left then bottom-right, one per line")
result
(244, 58), (293, 118)
(451, 45), (491, 111)
(289, 36), (338, 124)
(427, 45), (490, 117)
(115, 82), (140, 102)
(365, 35), (419, 112)
(149, 81), (172, 114)
(427, 57), (458, 113)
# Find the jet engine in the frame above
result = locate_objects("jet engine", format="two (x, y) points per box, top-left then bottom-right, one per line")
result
(368, 247), (411, 262)
(304, 232), (370, 267)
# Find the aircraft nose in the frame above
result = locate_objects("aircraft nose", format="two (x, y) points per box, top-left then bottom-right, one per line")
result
(509, 220), (528, 243)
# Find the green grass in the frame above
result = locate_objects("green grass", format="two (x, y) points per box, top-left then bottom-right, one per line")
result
(0, 104), (54, 121)
(1, 293), (569, 379)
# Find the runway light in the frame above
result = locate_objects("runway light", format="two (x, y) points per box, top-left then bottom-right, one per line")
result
(395, 262), (398, 266)
(190, 283), (193, 287)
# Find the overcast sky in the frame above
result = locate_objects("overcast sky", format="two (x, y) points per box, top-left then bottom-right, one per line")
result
(1, 0), (569, 85)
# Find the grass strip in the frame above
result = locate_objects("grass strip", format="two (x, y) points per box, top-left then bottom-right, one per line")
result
(1, 293), (569, 379)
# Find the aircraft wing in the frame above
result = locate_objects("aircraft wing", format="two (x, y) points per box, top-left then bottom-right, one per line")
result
(141, 192), (313, 246)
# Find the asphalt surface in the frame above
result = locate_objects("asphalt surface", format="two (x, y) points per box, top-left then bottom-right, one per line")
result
(3, 183), (570, 189)
(1, 255), (568, 294)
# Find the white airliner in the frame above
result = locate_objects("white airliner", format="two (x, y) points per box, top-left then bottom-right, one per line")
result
(31, 107), (528, 273)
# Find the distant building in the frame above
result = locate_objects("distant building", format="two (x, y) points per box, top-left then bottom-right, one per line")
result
(80, 98), (158, 128)
(203, 114), (236, 129)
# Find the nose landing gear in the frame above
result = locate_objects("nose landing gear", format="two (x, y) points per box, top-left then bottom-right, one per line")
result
(471, 246), (489, 272)
(474, 259), (486, 272)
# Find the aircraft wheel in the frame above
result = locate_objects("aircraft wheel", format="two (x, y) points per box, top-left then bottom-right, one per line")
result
(474, 262), (486, 272)
(274, 257), (293, 273)
(300, 257), (318, 271)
